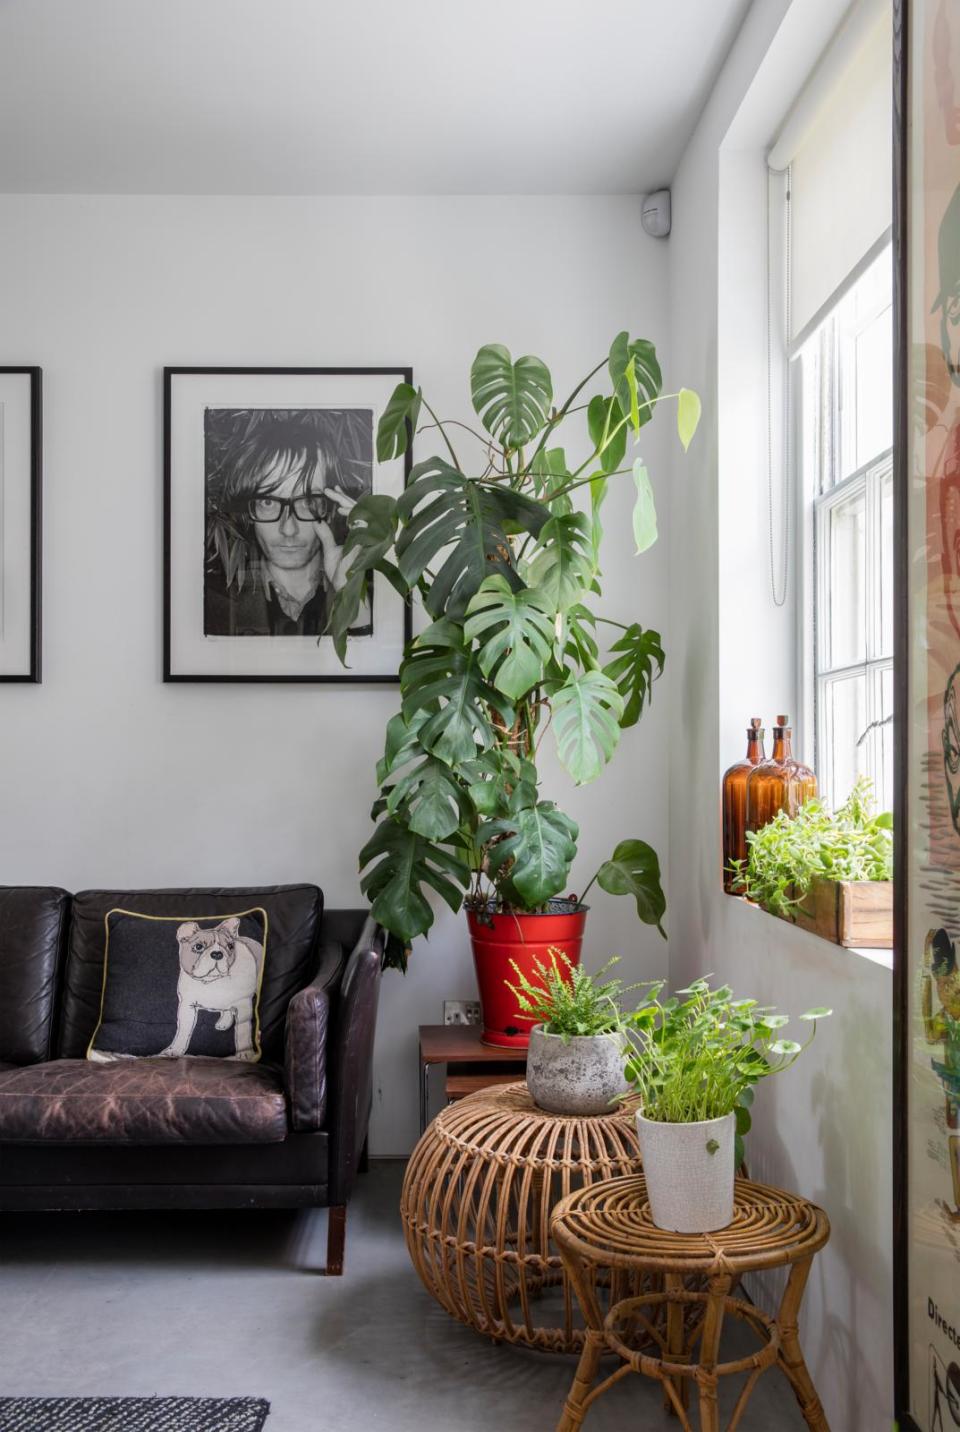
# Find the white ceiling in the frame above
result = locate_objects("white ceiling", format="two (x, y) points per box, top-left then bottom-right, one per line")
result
(0, 0), (750, 195)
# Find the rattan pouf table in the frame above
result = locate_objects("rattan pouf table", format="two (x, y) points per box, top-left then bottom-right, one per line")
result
(551, 1173), (831, 1432)
(400, 1081), (642, 1353)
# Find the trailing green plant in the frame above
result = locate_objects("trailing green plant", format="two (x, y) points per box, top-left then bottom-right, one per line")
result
(327, 336), (700, 965)
(621, 977), (832, 1161)
(505, 946), (651, 1042)
(729, 776), (892, 921)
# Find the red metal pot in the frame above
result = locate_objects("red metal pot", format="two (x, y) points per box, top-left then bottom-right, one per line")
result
(466, 902), (588, 1049)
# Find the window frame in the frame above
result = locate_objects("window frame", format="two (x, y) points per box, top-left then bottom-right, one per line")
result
(794, 241), (894, 812)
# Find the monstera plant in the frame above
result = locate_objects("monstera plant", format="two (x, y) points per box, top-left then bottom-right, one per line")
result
(327, 334), (699, 1042)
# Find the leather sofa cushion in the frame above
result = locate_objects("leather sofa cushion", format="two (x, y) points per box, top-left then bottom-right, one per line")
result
(58, 885), (322, 1062)
(0, 887), (71, 1064)
(0, 1058), (289, 1144)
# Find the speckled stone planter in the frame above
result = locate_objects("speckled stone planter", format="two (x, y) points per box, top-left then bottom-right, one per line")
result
(526, 1025), (628, 1115)
(636, 1110), (736, 1232)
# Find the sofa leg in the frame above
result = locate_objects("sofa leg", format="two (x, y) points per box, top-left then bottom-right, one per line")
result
(325, 1205), (346, 1276)
(359, 1138), (370, 1174)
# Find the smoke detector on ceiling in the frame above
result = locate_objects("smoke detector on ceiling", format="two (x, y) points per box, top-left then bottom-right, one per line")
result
(641, 189), (671, 239)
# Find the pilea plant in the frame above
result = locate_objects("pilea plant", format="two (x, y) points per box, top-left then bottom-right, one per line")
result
(326, 336), (700, 961)
(621, 977), (833, 1161)
(730, 776), (893, 921)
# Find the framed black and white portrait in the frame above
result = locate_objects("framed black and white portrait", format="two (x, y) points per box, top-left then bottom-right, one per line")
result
(163, 367), (412, 682)
(0, 367), (42, 683)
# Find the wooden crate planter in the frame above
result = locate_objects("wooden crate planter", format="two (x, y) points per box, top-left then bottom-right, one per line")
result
(789, 877), (892, 948)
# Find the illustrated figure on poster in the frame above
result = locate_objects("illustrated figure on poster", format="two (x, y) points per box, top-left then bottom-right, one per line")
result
(941, 667), (960, 837)
(924, 928), (960, 1223)
(930, 1345), (960, 1431)
(932, 186), (960, 645)
(203, 407), (372, 639)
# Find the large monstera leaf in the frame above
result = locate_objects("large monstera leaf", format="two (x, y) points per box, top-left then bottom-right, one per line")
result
(400, 620), (514, 766)
(596, 838), (666, 937)
(459, 748), (537, 821)
(463, 575), (555, 701)
(479, 800), (579, 908)
(359, 816), (470, 941)
(587, 395), (627, 475)
(376, 381), (422, 461)
(551, 670), (624, 784)
(385, 752), (470, 840)
(525, 512), (594, 612)
(470, 344), (553, 448)
(603, 624), (664, 728)
(395, 457), (548, 619)
(530, 446), (573, 516)
(608, 332), (662, 435)
(325, 493), (402, 661)
(375, 708), (428, 788)
(559, 603), (600, 670)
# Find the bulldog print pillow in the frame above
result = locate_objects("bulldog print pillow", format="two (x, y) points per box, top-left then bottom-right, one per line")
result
(87, 908), (268, 1062)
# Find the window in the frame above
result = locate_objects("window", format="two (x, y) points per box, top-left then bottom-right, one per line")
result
(796, 246), (894, 810)
(766, 1), (893, 815)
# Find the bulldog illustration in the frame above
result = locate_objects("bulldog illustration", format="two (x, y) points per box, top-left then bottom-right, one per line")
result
(160, 917), (263, 1060)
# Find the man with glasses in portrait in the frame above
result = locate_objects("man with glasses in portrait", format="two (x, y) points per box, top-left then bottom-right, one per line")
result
(203, 408), (371, 639)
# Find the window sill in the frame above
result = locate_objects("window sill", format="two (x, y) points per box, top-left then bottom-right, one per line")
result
(724, 892), (893, 972)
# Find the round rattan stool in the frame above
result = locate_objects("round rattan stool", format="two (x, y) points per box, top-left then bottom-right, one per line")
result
(551, 1173), (831, 1432)
(400, 1081), (642, 1353)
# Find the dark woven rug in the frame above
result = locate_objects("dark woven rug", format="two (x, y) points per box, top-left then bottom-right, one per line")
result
(0, 1398), (270, 1432)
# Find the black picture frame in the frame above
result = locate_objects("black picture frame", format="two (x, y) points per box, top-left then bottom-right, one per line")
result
(163, 366), (413, 684)
(893, 2), (960, 1425)
(0, 366), (42, 684)
(892, 0), (914, 1427)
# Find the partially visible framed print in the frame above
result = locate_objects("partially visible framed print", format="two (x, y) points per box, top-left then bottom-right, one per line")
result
(895, 2), (960, 1428)
(0, 368), (41, 683)
(163, 367), (412, 682)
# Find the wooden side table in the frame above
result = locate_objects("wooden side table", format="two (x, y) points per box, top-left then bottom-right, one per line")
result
(551, 1173), (831, 1432)
(418, 1023), (526, 1133)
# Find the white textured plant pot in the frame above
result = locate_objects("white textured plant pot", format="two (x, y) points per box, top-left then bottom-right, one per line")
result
(526, 1026), (628, 1115)
(635, 1110), (736, 1232)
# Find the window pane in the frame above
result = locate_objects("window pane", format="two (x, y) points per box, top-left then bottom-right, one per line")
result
(879, 464), (894, 657)
(821, 671), (868, 809)
(853, 304), (893, 468)
(875, 664), (894, 813)
(827, 488), (867, 668)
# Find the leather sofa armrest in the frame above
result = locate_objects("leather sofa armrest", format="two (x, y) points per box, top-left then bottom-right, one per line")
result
(328, 916), (385, 1205)
(283, 940), (344, 1132)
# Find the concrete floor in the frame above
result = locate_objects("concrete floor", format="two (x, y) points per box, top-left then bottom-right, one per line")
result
(0, 1162), (810, 1431)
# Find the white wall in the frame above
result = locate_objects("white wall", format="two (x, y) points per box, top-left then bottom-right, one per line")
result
(667, 2), (894, 1429)
(0, 193), (673, 1155)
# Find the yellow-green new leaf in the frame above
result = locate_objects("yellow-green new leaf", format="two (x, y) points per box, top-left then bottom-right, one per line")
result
(631, 458), (658, 554)
(677, 388), (701, 452)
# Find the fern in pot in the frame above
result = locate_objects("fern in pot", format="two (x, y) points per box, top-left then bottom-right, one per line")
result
(622, 978), (832, 1232)
(506, 949), (649, 1115)
(327, 335), (700, 1047)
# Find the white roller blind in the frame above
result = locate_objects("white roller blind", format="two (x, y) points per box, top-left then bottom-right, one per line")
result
(777, 5), (892, 340)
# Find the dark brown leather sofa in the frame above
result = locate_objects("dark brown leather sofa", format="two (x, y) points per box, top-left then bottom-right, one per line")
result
(0, 884), (383, 1274)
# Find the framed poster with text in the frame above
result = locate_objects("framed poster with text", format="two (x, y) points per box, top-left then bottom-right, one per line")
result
(896, 2), (960, 1427)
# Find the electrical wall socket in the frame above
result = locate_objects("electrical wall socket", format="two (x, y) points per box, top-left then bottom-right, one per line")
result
(443, 1000), (481, 1026)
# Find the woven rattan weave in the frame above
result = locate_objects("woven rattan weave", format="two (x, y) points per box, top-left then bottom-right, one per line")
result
(551, 1173), (831, 1432)
(400, 1081), (642, 1353)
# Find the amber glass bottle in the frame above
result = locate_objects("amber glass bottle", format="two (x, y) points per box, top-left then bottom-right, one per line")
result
(745, 715), (817, 838)
(722, 719), (765, 890)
